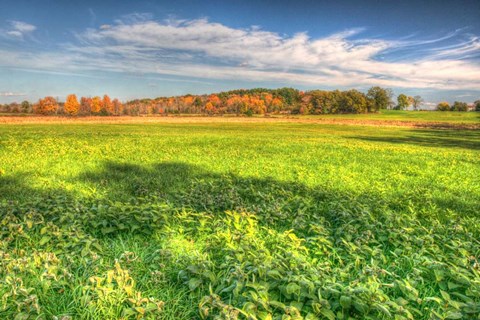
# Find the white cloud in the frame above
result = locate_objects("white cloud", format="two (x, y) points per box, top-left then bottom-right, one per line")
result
(0, 92), (26, 97)
(6, 30), (23, 37)
(2, 21), (37, 39)
(427, 36), (480, 60)
(10, 21), (36, 33)
(1, 17), (479, 92)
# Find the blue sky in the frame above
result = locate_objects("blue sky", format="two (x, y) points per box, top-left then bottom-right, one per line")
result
(0, 0), (479, 106)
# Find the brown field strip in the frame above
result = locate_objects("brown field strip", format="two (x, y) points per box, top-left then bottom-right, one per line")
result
(1, 115), (479, 129)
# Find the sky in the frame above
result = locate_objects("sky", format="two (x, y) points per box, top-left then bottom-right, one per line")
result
(0, 0), (479, 106)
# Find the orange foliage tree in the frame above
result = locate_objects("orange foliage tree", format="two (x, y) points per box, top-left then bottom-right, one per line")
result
(33, 96), (58, 115)
(64, 94), (80, 115)
(102, 95), (114, 115)
(112, 98), (123, 115)
(262, 93), (273, 109)
(205, 101), (216, 114)
(226, 95), (242, 114)
(91, 96), (102, 114)
(23, 87), (394, 116)
(208, 94), (222, 107)
(183, 95), (194, 106)
(249, 96), (266, 114)
(270, 97), (283, 113)
(80, 97), (92, 115)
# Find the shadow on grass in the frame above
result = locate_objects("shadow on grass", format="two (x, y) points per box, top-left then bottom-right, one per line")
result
(77, 161), (336, 228)
(350, 128), (480, 151)
(77, 161), (478, 219)
(2, 161), (478, 233)
(0, 173), (45, 201)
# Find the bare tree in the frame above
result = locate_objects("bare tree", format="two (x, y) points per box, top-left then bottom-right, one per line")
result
(412, 95), (424, 111)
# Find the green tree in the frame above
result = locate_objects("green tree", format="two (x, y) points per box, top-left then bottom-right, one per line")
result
(366, 86), (393, 112)
(21, 100), (31, 113)
(340, 89), (368, 113)
(451, 101), (468, 111)
(309, 90), (334, 114)
(396, 94), (409, 110)
(274, 88), (301, 106)
(475, 100), (480, 111)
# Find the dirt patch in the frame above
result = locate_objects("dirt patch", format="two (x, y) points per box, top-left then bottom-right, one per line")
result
(0, 115), (478, 129)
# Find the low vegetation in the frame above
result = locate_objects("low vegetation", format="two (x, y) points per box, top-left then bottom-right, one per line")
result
(0, 118), (479, 319)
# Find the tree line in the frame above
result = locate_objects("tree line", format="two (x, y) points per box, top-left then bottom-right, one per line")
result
(1, 87), (478, 116)
(436, 101), (480, 112)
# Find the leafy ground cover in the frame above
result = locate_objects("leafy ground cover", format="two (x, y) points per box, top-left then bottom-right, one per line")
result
(292, 110), (480, 123)
(0, 117), (479, 319)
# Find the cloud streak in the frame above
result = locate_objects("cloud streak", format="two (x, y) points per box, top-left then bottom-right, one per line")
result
(0, 92), (27, 97)
(2, 21), (37, 39)
(1, 17), (479, 92)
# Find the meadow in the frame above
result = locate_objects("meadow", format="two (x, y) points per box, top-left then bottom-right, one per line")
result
(0, 113), (479, 319)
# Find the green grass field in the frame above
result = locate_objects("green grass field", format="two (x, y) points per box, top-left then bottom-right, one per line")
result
(0, 115), (479, 319)
(293, 110), (480, 123)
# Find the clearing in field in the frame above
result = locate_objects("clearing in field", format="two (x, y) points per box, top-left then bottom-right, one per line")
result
(0, 115), (479, 319)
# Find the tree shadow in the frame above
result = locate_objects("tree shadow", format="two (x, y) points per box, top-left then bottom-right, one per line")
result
(2, 160), (477, 236)
(409, 122), (480, 130)
(0, 173), (44, 201)
(349, 128), (480, 151)
(77, 161), (336, 230)
(76, 161), (478, 224)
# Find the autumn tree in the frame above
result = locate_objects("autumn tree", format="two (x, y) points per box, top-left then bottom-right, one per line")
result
(84, 86), (401, 116)
(262, 93), (273, 111)
(205, 101), (216, 114)
(226, 95), (242, 114)
(253, 96), (267, 114)
(240, 95), (252, 115)
(183, 95), (194, 106)
(101, 95), (114, 115)
(436, 101), (450, 111)
(166, 97), (176, 113)
(79, 97), (92, 115)
(112, 98), (123, 115)
(270, 97), (283, 113)
(33, 96), (58, 115)
(91, 96), (102, 114)
(299, 94), (313, 114)
(208, 94), (222, 107)
(64, 94), (80, 115)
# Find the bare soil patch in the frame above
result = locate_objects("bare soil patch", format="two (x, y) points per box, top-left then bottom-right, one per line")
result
(0, 115), (478, 129)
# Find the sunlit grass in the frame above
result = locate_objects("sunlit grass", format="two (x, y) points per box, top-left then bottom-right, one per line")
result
(0, 119), (479, 319)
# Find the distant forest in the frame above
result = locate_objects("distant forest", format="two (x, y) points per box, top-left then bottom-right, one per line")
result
(1, 87), (478, 115)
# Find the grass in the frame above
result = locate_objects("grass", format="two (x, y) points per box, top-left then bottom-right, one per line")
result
(0, 117), (479, 319)
(292, 110), (480, 123)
